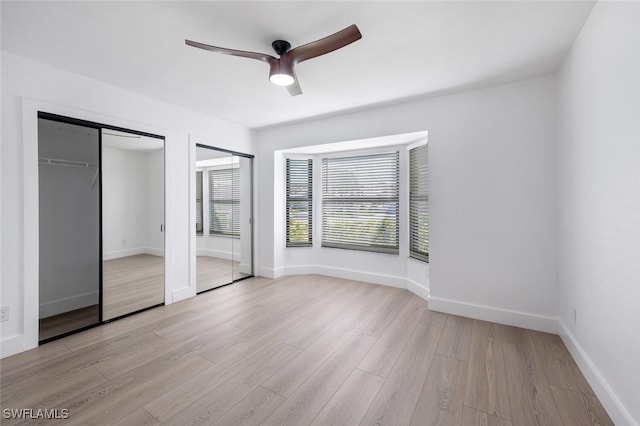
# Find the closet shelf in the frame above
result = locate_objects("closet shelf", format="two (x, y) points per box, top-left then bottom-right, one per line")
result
(38, 157), (98, 168)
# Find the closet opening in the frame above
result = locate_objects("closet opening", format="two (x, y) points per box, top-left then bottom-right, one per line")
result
(37, 112), (165, 343)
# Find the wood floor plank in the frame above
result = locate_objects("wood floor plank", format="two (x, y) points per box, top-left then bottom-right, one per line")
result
(110, 408), (160, 426)
(262, 324), (354, 397)
(464, 320), (512, 420)
(550, 385), (613, 426)
(143, 338), (298, 422)
(462, 406), (513, 426)
(2, 367), (107, 411)
(1, 328), (169, 390)
(358, 295), (426, 378)
(61, 308), (200, 351)
(264, 332), (377, 425)
(437, 314), (473, 361)
(310, 368), (384, 426)
(410, 355), (467, 426)
(360, 313), (443, 425)
(358, 286), (411, 338)
(529, 330), (595, 395)
(197, 309), (308, 369)
(211, 385), (285, 426)
(60, 354), (211, 425)
(502, 336), (562, 426)
(1, 275), (612, 426)
(162, 343), (301, 425)
(0, 340), (70, 381)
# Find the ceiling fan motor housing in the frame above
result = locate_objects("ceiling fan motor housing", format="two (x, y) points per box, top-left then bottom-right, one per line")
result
(271, 40), (291, 56)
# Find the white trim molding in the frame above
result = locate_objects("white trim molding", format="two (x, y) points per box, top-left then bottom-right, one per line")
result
(407, 279), (429, 301)
(428, 295), (558, 334)
(559, 321), (636, 426)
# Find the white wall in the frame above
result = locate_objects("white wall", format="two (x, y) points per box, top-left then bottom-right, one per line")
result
(102, 146), (150, 259)
(102, 146), (165, 260)
(557, 3), (640, 425)
(256, 74), (558, 332)
(0, 52), (252, 358)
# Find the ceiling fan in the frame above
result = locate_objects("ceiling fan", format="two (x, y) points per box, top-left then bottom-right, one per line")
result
(185, 24), (362, 96)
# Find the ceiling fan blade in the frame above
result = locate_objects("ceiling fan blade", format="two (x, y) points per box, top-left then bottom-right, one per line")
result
(287, 24), (362, 64)
(185, 39), (276, 64)
(286, 75), (303, 96)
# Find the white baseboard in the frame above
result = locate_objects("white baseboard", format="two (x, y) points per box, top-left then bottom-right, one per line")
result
(427, 296), (557, 334)
(171, 286), (195, 304)
(103, 247), (145, 260)
(202, 249), (239, 261)
(407, 279), (429, 301)
(558, 321), (636, 426)
(144, 246), (164, 257)
(239, 263), (252, 274)
(0, 335), (33, 359)
(39, 291), (99, 319)
(104, 247), (165, 260)
(257, 267), (281, 279)
(282, 265), (406, 289)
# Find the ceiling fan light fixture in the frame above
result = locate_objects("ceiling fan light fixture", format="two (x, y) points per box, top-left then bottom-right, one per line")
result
(270, 73), (295, 86)
(185, 24), (362, 96)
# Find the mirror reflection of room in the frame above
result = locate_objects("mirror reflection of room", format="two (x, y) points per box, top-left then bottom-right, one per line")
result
(101, 129), (165, 320)
(195, 146), (252, 293)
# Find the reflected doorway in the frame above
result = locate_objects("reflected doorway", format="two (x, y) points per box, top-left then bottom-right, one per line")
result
(195, 145), (253, 293)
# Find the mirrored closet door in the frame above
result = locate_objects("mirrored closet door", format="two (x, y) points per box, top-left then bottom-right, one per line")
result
(38, 112), (165, 343)
(101, 129), (165, 320)
(195, 145), (253, 293)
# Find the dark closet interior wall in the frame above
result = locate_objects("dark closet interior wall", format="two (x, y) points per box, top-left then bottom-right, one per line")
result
(38, 118), (100, 338)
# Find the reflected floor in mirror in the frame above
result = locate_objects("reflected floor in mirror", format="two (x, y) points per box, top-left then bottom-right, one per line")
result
(197, 256), (249, 293)
(39, 305), (99, 341)
(103, 254), (164, 320)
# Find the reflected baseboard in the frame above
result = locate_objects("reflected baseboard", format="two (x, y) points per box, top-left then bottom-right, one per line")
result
(39, 291), (99, 319)
(104, 247), (164, 260)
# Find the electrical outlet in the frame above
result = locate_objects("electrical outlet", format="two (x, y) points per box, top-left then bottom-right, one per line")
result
(0, 306), (9, 322)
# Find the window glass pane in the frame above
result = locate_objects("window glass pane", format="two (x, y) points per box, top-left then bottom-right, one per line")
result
(410, 144), (428, 262)
(286, 158), (313, 247)
(322, 152), (399, 254)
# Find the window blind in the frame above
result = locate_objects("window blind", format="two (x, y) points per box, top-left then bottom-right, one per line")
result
(322, 152), (399, 254)
(196, 171), (203, 235)
(409, 144), (428, 262)
(286, 158), (313, 247)
(208, 168), (240, 237)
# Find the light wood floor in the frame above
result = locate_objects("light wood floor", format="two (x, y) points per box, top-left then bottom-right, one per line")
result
(1, 275), (612, 425)
(196, 255), (249, 293)
(39, 305), (99, 341)
(103, 254), (164, 320)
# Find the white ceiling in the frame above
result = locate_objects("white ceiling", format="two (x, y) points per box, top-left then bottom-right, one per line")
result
(1, 1), (595, 129)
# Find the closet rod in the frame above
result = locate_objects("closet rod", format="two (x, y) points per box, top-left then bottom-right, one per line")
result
(38, 157), (98, 169)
